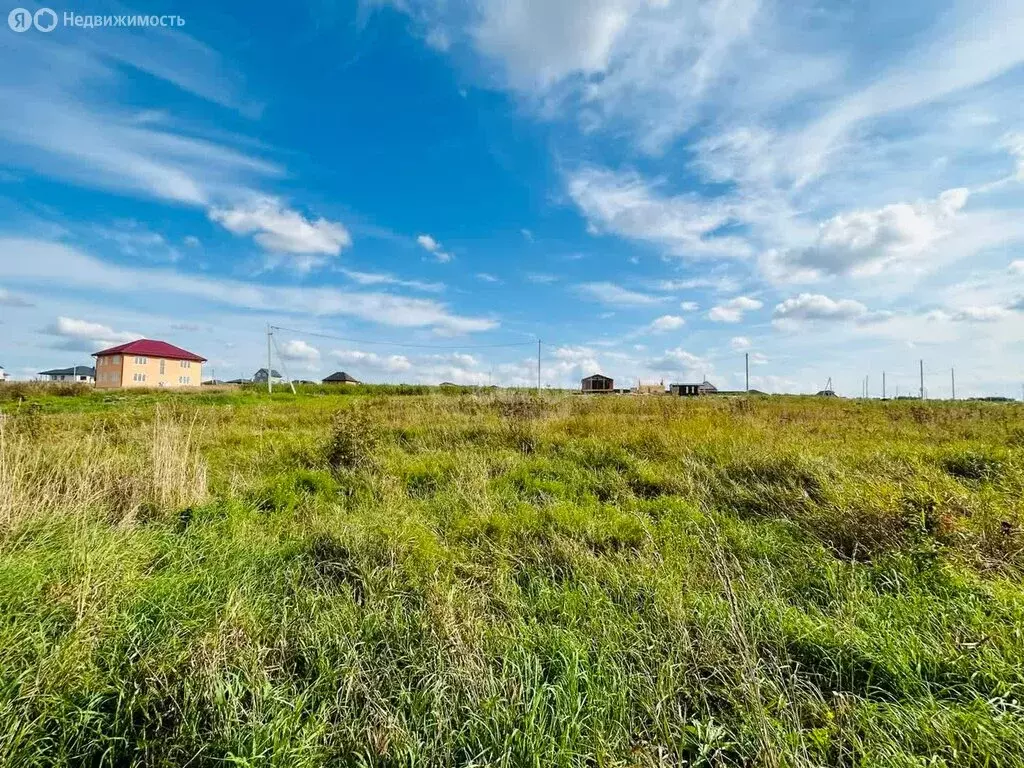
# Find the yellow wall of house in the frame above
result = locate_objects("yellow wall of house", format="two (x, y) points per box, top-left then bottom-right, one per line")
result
(95, 354), (202, 389)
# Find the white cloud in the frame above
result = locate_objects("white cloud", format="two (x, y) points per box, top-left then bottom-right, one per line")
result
(44, 316), (138, 352)
(526, 273), (558, 284)
(472, 0), (648, 89)
(209, 198), (351, 267)
(707, 296), (762, 323)
(648, 346), (709, 373)
(416, 233), (453, 262)
(656, 276), (740, 294)
(679, 301), (699, 311)
(1, 239), (496, 335)
(341, 269), (444, 292)
(567, 168), (751, 258)
(1002, 133), (1024, 180)
(647, 314), (685, 332)
(331, 348), (413, 374)
(762, 189), (969, 283)
(183, 235), (201, 248)
(0, 287), (34, 307)
(932, 306), (1013, 323)
(1010, 260), (1024, 275)
(476, 272), (501, 283)
(772, 293), (868, 330)
(578, 281), (665, 306)
(279, 339), (321, 363)
(0, 33), (275, 208)
(730, 336), (751, 351)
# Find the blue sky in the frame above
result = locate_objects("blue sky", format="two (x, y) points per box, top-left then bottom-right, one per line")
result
(1, 0), (1023, 396)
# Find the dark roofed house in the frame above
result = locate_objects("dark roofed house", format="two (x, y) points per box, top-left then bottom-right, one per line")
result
(253, 368), (282, 383)
(582, 373), (613, 392)
(39, 365), (96, 384)
(323, 371), (360, 385)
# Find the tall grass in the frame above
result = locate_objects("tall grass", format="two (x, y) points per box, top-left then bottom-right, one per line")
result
(0, 390), (1022, 766)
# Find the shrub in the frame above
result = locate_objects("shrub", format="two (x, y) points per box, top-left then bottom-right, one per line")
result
(325, 407), (380, 470)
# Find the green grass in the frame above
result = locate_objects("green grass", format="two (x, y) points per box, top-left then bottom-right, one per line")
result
(1, 388), (1023, 766)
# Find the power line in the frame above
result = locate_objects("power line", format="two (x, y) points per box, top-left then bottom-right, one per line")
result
(268, 325), (537, 350)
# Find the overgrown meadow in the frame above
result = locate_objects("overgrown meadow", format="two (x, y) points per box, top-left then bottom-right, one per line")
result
(1, 384), (1023, 767)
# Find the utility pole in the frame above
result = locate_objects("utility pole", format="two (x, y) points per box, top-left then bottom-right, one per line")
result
(951, 368), (956, 401)
(745, 352), (749, 392)
(267, 324), (273, 394)
(536, 339), (541, 395)
(919, 359), (924, 400)
(882, 371), (886, 400)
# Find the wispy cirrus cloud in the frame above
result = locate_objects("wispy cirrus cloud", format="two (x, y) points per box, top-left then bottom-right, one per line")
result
(1, 238), (497, 335)
(577, 281), (666, 306)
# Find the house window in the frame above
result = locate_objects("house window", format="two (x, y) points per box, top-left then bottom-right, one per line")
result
(178, 376), (191, 385)
(159, 360), (165, 375)
(112, 356), (120, 364)
(180, 360), (191, 369)
(134, 356), (147, 365)
(133, 373), (147, 382)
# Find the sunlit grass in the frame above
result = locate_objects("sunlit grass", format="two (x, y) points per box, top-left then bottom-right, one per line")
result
(0, 389), (1022, 766)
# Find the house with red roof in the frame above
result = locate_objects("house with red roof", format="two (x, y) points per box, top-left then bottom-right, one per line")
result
(92, 339), (206, 389)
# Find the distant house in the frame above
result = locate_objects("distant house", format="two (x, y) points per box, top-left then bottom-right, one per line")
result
(39, 365), (95, 384)
(323, 371), (360, 385)
(93, 339), (206, 389)
(0, 365), (7, 383)
(253, 368), (282, 383)
(670, 380), (718, 397)
(582, 374), (613, 392)
(815, 389), (838, 397)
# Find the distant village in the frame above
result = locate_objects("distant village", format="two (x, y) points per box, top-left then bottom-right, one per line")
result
(3, 336), (1016, 401)
(0, 338), (362, 391)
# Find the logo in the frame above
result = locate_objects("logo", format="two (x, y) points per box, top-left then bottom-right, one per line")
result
(34, 7), (57, 31)
(7, 7), (31, 30)
(7, 6), (56, 31)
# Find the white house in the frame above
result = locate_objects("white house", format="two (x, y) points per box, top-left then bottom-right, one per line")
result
(0, 365), (7, 383)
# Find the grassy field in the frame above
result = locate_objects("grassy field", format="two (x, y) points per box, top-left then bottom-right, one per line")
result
(1, 384), (1023, 767)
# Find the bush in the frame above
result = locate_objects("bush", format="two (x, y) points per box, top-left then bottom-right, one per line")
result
(325, 407), (380, 470)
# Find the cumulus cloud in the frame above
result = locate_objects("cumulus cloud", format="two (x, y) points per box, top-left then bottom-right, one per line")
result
(209, 197), (351, 268)
(332, 349), (413, 374)
(679, 301), (699, 311)
(730, 336), (751, 351)
(416, 233), (453, 262)
(647, 346), (709, 373)
(707, 296), (762, 323)
(772, 293), (868, 330)
(578, 281), (665, 306)
(647, 314), (685, 332)
(279, 339), (321, 364)
(1010, 260), (1024, 275)
(44, 316), (139, 352)
(763, 189), (969, 283)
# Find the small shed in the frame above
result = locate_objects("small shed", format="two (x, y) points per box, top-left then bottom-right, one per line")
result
(323, 371), (360, 385)
(582, 374), (613, 392)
